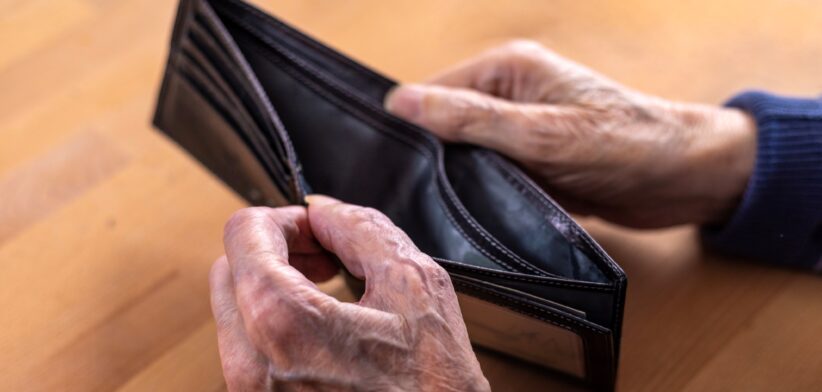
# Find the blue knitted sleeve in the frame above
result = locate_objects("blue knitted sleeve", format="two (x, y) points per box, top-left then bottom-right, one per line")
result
(701, 91), (822, 270)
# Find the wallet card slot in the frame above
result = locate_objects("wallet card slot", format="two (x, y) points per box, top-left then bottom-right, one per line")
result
(437, 257), (619, 331)
(458, 275), (587, 319)
(451, 275), (616, 390)
(179, 44), (234, 105)
(191, 0), (307, 201)
(179, 37), (292, 189)
(173, 55), (292, 196)
(186, 21), (292, 178)
(174, 58), (243, 140)
(155, 71), (288, 206)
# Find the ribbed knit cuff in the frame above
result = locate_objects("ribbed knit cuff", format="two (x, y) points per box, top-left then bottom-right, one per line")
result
(702, 91), (822, 270)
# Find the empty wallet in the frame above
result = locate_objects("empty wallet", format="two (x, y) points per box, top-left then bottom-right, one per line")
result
(153, 0), (627, 389)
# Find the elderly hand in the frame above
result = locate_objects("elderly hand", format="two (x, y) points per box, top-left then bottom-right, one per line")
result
(385, 40), (757, 228)
(209, 195), (490, 391)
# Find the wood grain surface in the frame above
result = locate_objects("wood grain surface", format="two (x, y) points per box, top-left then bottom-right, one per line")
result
(1, 0), (820, 390)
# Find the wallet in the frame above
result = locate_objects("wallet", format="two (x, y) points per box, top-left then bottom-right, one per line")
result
(153, 0), (627, 389)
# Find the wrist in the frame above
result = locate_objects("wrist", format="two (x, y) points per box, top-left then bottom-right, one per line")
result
(674, 103), (757, 224)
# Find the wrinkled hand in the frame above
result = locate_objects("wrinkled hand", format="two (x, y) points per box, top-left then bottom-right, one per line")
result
(385, 40), (757, 228)
(209, 195), (490, 391)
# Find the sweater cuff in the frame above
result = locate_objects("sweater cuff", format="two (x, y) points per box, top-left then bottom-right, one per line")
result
(702, 91), (822, 270)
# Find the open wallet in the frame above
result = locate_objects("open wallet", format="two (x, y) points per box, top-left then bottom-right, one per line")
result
(153, 0), (627, 389)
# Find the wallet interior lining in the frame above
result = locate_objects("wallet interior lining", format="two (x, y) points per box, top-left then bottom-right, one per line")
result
(208, 0), (610, 283)
(445, 147), (607, 281)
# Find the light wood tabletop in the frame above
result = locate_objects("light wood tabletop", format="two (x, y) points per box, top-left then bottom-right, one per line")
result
(1, 0), (820, 390)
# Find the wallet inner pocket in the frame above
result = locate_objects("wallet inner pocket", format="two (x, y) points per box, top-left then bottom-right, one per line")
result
(445, 146), (608, 282)
(176, 42), (292, 198)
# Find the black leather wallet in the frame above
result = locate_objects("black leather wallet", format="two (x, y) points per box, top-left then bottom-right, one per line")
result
(153, 0), (627, 389)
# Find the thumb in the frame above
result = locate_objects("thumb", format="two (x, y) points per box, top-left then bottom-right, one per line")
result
(384, 83), (571, 160)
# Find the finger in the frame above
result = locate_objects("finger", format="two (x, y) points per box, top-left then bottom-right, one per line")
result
(305, 195), (452, 312)
(223, 206), (337, 283)
(304, 195), (425, 279)
(385, 83), (580, 162)
(426, 40), (560, 101)
(209, 256), (270, 392)
(222, 207), (341, 350)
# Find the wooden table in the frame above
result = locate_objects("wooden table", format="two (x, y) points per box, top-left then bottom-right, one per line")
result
(1, 0), (820, 390)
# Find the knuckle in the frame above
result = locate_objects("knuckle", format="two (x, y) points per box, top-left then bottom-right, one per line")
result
(344, 205), (393, 231)
(421, 261), (449, 281)
(244, 289), (276, 327)
(224, 207), (270, 235)
(504, 110), (552, 160)
(444, 108), (473, 136)
(500, 39), (546, 57)
(439, 94), (497, 137)
(405, 258), (454, 299)
(246, 299), (295, 342)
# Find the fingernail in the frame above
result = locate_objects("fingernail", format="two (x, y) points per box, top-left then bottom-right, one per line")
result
(304, 194), (340, 207)
(384, 84), (425, 121)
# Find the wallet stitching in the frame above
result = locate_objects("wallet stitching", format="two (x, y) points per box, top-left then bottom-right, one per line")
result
(441, 261), (615, 291)
(452, 281), (598, 383)
(437, 197), (521, 273)
(486, 155), (617, 280)
(491, 155), (627, 334)
(223, 0), (395, 91)
(482, 152), (621, 277)
(452, 280), (607, 334)
(480, 152), (626, 335)
(439, 189), (549, 275)
(491, 160), (626, 330)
